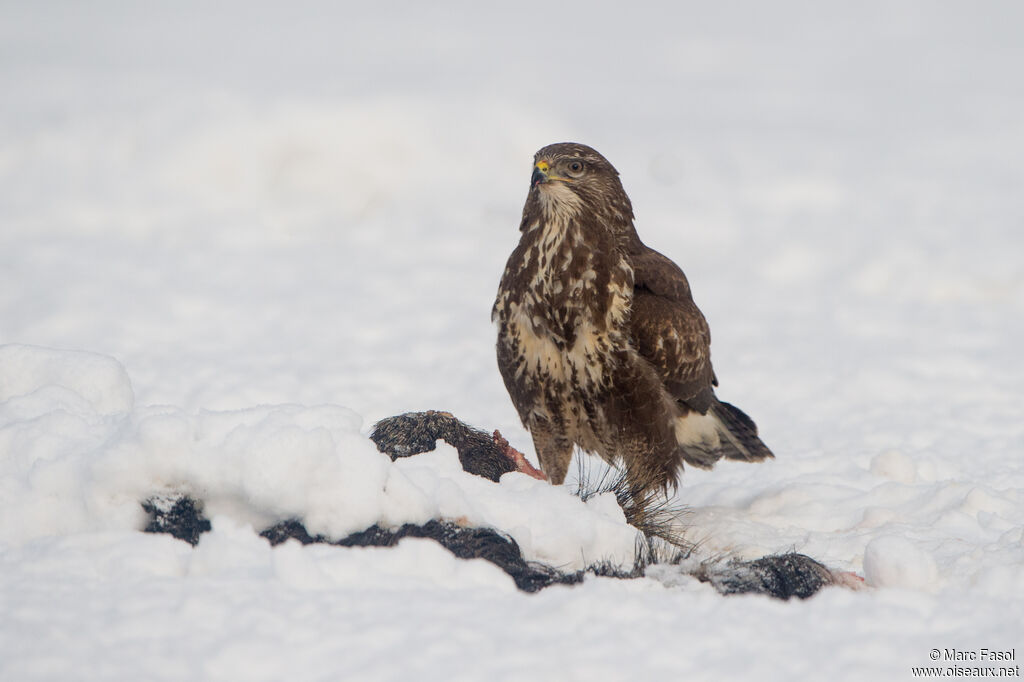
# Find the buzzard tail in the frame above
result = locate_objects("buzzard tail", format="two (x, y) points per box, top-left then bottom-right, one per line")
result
(672, 399), (775, 469)
(709, 400), (775, 462)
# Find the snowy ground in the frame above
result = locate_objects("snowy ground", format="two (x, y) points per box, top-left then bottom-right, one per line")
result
(2, 2), (1023, 680)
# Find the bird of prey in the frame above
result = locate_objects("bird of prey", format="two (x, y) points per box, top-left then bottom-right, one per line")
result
(493, 142), (774, 494)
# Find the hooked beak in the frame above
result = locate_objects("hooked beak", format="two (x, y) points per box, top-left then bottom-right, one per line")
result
(531, 159), (569, 188)
(531, 161), (549, 187)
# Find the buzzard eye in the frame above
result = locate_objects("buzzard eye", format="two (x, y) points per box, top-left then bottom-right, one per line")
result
(566, 160), (585, 176)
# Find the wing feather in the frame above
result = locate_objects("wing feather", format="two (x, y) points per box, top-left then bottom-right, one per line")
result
(628, 247), (717, 413)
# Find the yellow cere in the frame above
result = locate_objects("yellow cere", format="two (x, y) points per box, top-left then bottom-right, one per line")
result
(534, 159), (572, 183)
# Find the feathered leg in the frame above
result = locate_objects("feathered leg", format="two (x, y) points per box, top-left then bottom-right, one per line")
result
(530, 419), (574, 485)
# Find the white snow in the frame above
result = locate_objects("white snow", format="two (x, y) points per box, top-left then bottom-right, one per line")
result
(0, 344), (639, 570)
(2, 1), (1023, 680)
(863, 535), (940, 591)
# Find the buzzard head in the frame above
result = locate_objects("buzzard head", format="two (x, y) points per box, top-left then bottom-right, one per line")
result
(525, 142), (636, 235)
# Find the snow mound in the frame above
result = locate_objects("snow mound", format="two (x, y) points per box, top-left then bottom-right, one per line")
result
(0, 344), (640, 571)
(863, 535), (940, 590)
(0, 344), (133, 415)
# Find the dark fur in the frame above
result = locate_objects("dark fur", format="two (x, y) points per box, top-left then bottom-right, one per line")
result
(262, 518), (581, 592)
(370, 410), (516, 482)
(692, 554), (837, 599)
(141, 492), (833, 599)
(141, 495), (210, 545)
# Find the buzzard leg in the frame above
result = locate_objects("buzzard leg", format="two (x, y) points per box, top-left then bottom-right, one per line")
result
(530, 420), (574, 485)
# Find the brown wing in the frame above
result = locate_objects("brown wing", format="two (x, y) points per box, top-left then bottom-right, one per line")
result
(628, 247), (718, 414)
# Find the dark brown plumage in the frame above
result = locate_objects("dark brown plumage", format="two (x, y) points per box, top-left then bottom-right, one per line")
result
(493, 142), (774, 494)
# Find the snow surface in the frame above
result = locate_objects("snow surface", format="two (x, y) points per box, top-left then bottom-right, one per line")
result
(2, 1), (1023, 680)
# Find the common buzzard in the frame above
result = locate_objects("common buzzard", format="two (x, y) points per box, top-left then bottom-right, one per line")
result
(493, 142), (774, 494)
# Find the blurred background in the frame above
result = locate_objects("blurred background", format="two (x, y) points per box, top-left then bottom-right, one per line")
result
(2, 1), (1021, 462)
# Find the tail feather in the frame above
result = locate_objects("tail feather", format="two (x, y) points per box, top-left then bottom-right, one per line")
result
(672, 410), (728, 469)
(709, 400), (775, 462)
